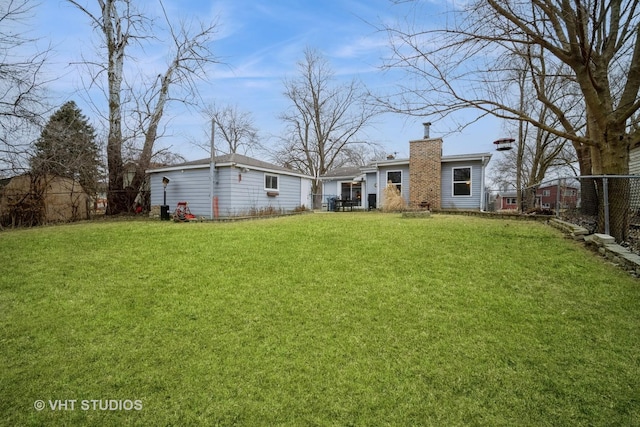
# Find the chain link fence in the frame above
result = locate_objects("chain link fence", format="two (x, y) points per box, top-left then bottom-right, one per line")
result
(490, 175), (640, 240)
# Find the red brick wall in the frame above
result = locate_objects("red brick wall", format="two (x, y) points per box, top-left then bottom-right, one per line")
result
(409, 138), (443, 209)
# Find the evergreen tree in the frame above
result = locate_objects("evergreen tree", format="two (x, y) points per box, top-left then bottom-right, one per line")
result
(31, 101), (101, 194)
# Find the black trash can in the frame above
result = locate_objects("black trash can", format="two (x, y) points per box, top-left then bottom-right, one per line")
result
(328, 197), (336, 212)
(160, 205), (170, 220)
(368, 194), (377, 210)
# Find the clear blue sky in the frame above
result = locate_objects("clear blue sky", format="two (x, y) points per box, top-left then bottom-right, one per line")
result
(33, 0), (504, 161)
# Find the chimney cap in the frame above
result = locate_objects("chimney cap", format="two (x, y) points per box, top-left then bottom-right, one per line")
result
(422, 122), (432, 139)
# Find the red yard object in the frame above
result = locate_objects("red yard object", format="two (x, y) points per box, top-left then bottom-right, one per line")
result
(173, 201), (197, 222)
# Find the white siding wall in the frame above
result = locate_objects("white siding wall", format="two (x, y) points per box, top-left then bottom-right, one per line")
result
(300, 178), (312, 208)
(322, 181), (340, 201)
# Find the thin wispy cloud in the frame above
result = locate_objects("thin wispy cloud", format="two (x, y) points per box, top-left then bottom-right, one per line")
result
(27, 0), (499, 160)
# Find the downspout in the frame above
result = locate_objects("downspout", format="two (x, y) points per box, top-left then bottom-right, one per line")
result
(480, 156), (486, 211)
(210, 119), (216, 219)
(375, 165), (380, 210)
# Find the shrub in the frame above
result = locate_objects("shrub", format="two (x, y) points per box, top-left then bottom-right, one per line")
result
(382, 182), (406, 212)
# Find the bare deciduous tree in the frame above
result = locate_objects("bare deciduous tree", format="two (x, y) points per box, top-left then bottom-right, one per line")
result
(339, 142), (387, 167)
(380, 0), (640, 241)
(0, 0), (50, 176)
(68, 0), (219, 213)
(275, 47), (379, 207)
(492, 121), (576, 208)
(67, 0), (146, 213)
(491, 54), (578, 210)
(203, 103), (260, 156)
(127, 3), (220, 196)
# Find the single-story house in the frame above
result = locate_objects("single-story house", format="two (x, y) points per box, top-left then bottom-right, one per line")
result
(321, 127), (493, 211)
(146, 153), (314, 218)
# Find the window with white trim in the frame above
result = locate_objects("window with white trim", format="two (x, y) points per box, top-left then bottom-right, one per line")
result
(386, 171), (402, 193)
(265, 173), (279, 191)
(452, 167), (472, 196)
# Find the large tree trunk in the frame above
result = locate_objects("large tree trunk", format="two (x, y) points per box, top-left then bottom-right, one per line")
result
(129, 71), (172, 197)
(311, 179), (322, 210)
(105, 142), (127, 215)
(591, 129), (630, 242)
(573, 142), (598, 216)
(102, 0), (128, 215)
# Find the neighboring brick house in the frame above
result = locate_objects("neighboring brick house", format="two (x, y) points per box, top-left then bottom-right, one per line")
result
(536, 184), (578, 210)
(495, 191), (518, 211)
(321, 124), (493, 211)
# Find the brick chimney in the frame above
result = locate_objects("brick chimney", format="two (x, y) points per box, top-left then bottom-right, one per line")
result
(409, 123), (442, 209)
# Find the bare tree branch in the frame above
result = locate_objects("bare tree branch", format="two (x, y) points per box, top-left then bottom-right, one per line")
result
(0, 0), (52, 176)
(378, 0), (640, 240)
(275, 48), (379, 206)
(67, 0), (220, 213)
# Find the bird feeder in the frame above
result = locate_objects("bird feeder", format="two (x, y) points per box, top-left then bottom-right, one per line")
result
(493, 138), (515, 151)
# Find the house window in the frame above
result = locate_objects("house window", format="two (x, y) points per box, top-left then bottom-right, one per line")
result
(341, 182), (362, 205)
(265, 174), (279, 191)
(452, 167), (472, 196)
(542, 189), (551, 196)
(506, 198), (517, 205)
(387, 171), (402, 193)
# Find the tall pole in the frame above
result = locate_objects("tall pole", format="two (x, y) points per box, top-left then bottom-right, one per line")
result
(210, 119), (216, 219)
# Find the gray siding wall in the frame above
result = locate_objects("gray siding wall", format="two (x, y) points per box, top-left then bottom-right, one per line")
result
(151, 166), (308, 217)
(441, 161), (484, 210)
(365, 172), (377, 209)
(377, 165), (410, 207)
(150, 168), (211, 216)
(219, 168), (303, 215)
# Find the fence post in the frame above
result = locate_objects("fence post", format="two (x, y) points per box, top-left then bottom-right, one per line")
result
(556, 178), (561, 217)
(603, 177), (610, 235)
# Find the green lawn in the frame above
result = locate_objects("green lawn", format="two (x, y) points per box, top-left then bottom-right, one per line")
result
(1, 213), (638, 426)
